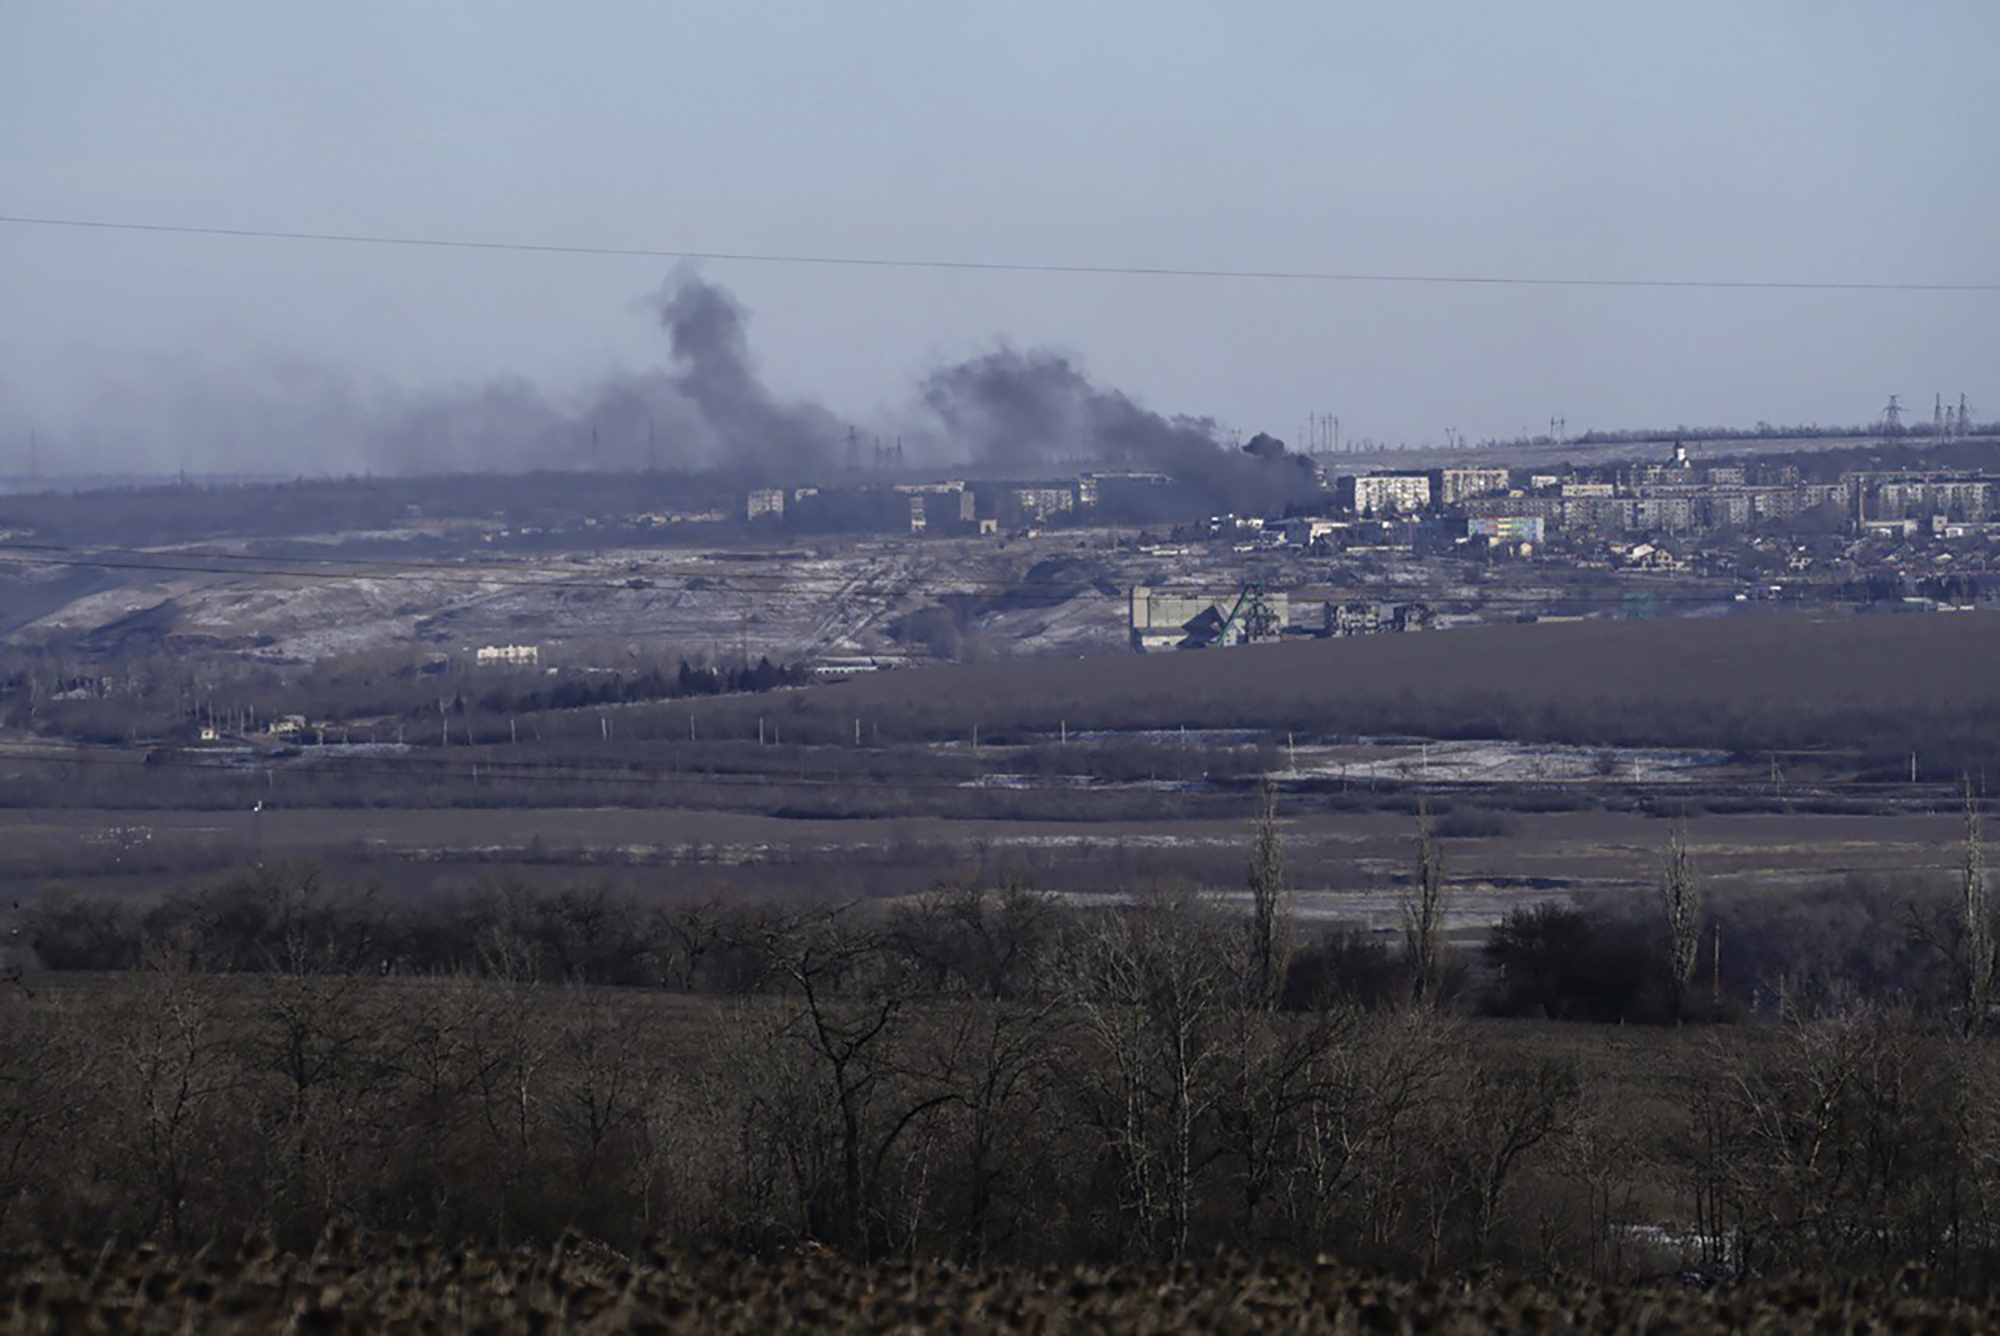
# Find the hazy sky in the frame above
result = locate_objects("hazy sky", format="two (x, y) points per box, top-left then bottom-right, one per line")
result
(2, 2), (1996, 473)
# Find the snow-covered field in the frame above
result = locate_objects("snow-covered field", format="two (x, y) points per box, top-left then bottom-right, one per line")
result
(1286, 738), (1731, 786)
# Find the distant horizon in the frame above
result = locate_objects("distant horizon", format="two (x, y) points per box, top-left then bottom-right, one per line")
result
(0, 418), (1995, 500)
(6, 5), (1995, 476)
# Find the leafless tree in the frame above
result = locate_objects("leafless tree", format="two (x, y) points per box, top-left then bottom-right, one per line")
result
(1061, 886), (1231, 1258)
(1660, 827), (1703, 1022)
(1420, 1059), (1581, 1268)
(0, 993), (98, 1241)
(1290, 1007), (1460, 1255)
(1960, 780), (1992, 1032)
(752, 901), (957, 1255)
(1214, 1000), (1364, 1245)
(1246, 779), (1293, 1009)
(251, 957), (375, 1238)
(1402, 803), (1449, 1006)
(1911, 779), (1996, 1033)
(113, 940), (247, 1245)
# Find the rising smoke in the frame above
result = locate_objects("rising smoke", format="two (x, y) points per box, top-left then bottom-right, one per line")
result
(644, 275), (843, 480)
(23, 273), (1318, 508)
(362, 273), (838, 478)
(921, 348), (1319, 511)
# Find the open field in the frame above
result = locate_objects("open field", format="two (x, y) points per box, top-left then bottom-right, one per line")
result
(0, 801), (1971, 935)
(0, 608), (1992, 922)
(742, 607), (2000, 741)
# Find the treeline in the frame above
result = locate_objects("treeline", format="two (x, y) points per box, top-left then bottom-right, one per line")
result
(462, 657), (809, 717)
(2, 647), (812, 748)
(8, 856), (2000, 1285)
(11, 855), (1960, 1023)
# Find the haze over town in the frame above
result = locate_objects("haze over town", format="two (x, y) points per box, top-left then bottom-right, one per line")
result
(3, 2), (1996, 476)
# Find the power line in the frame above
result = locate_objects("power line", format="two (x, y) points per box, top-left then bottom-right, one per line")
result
(3, 213), (1996, 293)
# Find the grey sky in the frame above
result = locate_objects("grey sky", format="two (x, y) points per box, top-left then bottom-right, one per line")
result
(2, 2), (1995, 474)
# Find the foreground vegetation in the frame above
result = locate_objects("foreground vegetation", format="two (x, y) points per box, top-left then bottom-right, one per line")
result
(10, 848), (2000, 1297)
(5, 1232), (1995, 1333)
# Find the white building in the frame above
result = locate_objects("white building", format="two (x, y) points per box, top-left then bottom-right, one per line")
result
(1436, 467), (1511, 507)
(475, 644), (540, 667)
(1342, 472), (1435, 516)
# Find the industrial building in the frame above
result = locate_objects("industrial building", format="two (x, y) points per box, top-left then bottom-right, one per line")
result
(1129, 585), (1290, 651)
(1325, 601), (1433, 636)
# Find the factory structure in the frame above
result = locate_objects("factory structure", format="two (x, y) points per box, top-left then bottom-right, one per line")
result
(1128, 584), (1432, 652)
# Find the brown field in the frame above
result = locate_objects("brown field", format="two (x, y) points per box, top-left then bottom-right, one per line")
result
(1, 607), (1991, 929)
(723, 607), (2000, 736)
(0, 801), (1969, 936)
(2, 1235), (1983, 1333)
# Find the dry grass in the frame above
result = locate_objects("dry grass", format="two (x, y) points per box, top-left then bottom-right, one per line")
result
(0, 1229), (1986, 1333)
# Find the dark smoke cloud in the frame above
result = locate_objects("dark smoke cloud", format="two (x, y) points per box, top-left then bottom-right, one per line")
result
(362, 273), (840, 479)
(920, 348), (1319, 512)
(25, 274), (1317, 511)
(646, 275), (842, 479)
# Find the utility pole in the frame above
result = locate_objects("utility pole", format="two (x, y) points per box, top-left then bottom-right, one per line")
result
(1883, 394), (1904, 434)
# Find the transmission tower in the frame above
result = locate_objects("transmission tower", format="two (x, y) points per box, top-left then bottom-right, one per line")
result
(1882, 394), (1904, 433)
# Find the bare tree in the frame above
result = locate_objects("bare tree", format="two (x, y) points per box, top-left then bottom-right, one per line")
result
(1214, 999), (1363, 1245)
(1660, 827), (1703, 1022)
(756, 901), (956, 1255)
(1246, 779), (1293, 1009)
(1402, 803), (1449, 1007)
(1913, 780), (1997, 1033)
(1419, 1059), (1581, 1268)
(1961, 779), (1992, 1033)
(113, 940), (246, 1245)
(1291, 1007), (1460, 1254)
(1062, 886), (1231, 1258)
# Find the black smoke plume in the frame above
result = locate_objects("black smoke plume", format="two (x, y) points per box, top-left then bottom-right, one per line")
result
(30, 274), (1319, 512)
(359, 273), (837, 478)
(921, 349), (1319, 512)
(646, 275), (842, 480)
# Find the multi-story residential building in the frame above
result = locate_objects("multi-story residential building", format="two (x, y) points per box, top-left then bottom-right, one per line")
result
(1435, 467), (1512, 507)
(1340, 472), (1435, 516)
(1562, 495), (1638, 532)
(1467, 515), (1546, 543)
(1867, 475), (1991, 519)
(1635, 493), (1698, 532)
